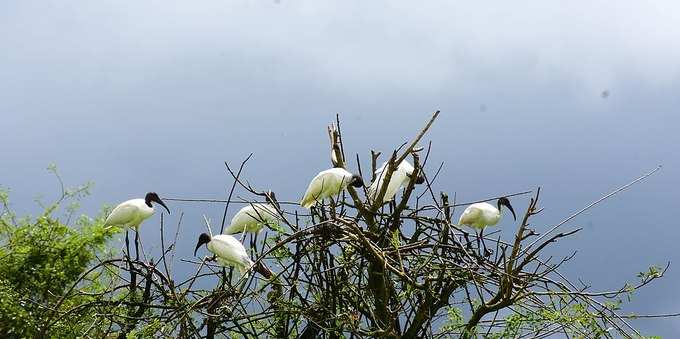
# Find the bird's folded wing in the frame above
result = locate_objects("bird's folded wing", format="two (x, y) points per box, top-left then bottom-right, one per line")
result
(104, 204), (138, 226)
(301, 172), (338, 207)
(458, 207), (481, 225)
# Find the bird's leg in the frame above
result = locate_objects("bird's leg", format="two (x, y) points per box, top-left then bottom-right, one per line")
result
(125, 230), (138, 293)
(318, 202), (328, 221)
(134, 229), (140, 261)
(251, 233), (258, 254)
(220, 268), (228, 287)
(329, 197), (337, 219)
(125, 230), (131, 260)
(120, 230), (132, 274)
(135, 229), (148, 262)
(310, 206), (318, 224)
(462, 231), (473, 250)
(479, 228), (492, 257)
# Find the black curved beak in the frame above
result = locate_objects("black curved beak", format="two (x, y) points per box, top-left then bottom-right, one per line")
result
(194, 239), (208, 256)
(154, 197), (171, 214)
(500, 199), (517, 221)
(255, 262), (273, 279)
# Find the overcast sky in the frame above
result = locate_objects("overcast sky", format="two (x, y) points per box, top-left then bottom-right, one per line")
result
(1, 1), (679, 335)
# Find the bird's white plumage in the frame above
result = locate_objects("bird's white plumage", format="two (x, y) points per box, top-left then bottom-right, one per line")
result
(105, 198), (155, 229)
(300, 168), (355, 209)
(458, 202), (501, 229)
(224, 203), (281, 235)
(206, 234), (254, 275)
(368, 160), (416, 203)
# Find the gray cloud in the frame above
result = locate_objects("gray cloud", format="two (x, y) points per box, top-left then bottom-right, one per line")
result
(1, 1), (678, 335)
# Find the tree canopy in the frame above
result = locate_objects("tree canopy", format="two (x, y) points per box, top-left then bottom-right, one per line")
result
(0, 113), (669, 338)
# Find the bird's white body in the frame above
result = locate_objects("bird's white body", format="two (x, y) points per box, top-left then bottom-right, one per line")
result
(206, 234), (254, 275)
(105, 198), (155, 229)
(300, 168), (355, 209)
(458, 202), (501, 229)
(368, 160), (417, 203)
(224, 203), (280, 235)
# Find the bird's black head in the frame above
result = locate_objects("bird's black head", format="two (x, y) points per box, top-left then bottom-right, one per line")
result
(145, 192), (170, 214)
(194, 233), (211, 256)
(406, 166), (425, 185)
(265, 190), (280, 209)
(497, 197), (516, 221)
(350, 174), (364, 188)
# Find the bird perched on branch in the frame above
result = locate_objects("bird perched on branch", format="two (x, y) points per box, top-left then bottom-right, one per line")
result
(194, 233), (272, 278)
(299, 168), (364, 209)
(104, 192), (170, 260)
(224, 192), (281, 235)
(368, 160), (425, 203)
(104, 192), (170, 230)
(458, 197), (516, 255)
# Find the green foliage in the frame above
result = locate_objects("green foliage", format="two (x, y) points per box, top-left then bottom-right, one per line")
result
(441, 307), (465, 333)
(267, 219), (286, 234)
(0, 177), (116, 338)
(638, 265), (663, 281)
(0, 279), (34, 337)
(126, 319), (164, 339)
(0, 162), (667, 338)
(482, 303), (611, 339)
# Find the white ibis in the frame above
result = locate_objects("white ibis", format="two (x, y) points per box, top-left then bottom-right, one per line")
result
(104, 192), (170, 259)
(299, 168), (364, 209)
(458, 197), (516, 255)
(194, 233), (272, 278)
(224, 193), (281, 235)
(105, 192), (170, 230)
(367, 160), (425, 203)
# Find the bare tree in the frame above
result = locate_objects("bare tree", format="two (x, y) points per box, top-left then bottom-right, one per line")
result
(40, 112), (669, 338)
